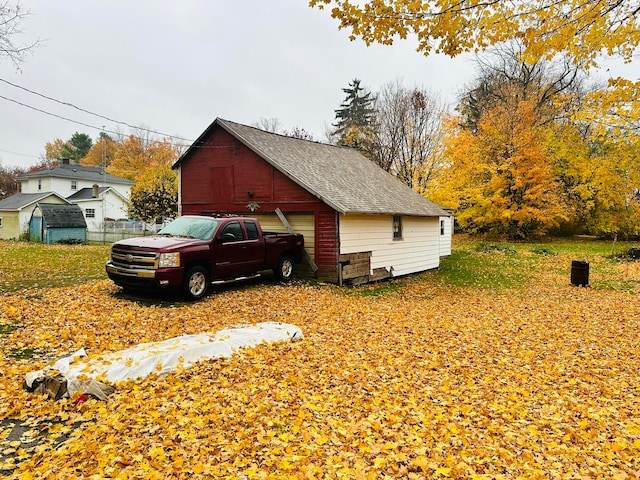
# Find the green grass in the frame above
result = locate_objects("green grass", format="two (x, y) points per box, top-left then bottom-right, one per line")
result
(0, 241), (110, 294)
(344, 235), (640, 295)
(1, 237), (638, 295)
(0, 323), (21, 335)
(440, 236), (640, 291)
(6, 347), (44, 360)
(433, 249), (538, 289)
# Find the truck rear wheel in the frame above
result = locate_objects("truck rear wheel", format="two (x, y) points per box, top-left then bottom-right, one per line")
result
(183, 266), (209, 300)
(275, 255), (294, 282)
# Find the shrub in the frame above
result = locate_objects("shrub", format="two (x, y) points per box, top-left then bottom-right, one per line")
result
(56, 238), (85, 245)
(613, 247), (640, 261)
(476, 243), (517, 254)
(530, 246), (556, 256)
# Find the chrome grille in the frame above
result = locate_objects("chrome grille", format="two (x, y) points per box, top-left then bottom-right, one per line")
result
(110, 247), (158, 271)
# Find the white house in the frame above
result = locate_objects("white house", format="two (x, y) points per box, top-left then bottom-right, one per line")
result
(16, 161), (134, 232)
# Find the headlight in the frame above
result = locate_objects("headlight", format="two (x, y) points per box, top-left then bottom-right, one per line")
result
(158, 252), (180, 268)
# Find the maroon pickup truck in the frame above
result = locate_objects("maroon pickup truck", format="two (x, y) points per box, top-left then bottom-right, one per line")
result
(106, 215), (304, 299)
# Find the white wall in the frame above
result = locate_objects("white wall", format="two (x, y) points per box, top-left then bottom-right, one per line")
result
(339, 214), (441, 277)
(75, 191), (130, 231)
(21, 177), (52, 194)
(439, 215), (453, 257)
(21, 177), (131, 201)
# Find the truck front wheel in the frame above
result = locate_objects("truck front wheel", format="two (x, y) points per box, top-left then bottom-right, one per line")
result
(275, 255), (294, 282)
(183, 266), (209, 300)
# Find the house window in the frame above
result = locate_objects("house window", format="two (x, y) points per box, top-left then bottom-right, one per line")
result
(38, 179), (42, 191)
(392, 215), (402, 240)
(86, 208), (96, 218)
(0, 217), (3, 228)
(440, 219), (445, 236)
(71, 180), (77, 190)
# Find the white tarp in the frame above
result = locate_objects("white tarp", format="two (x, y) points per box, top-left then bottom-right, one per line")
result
(25, 322), (302, 399)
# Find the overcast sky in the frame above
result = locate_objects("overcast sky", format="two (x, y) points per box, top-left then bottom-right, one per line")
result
(0, 1), (631, 170)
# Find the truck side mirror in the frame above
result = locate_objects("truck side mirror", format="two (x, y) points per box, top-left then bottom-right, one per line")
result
(218, 232), (236, 243)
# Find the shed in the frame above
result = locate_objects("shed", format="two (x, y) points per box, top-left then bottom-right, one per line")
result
(29, 203), (87, 244)
(0, 193), (69, 240)
(173, 118), (453, 284)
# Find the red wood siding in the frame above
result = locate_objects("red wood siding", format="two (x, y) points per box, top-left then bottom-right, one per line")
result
(315, 208), (338, 280)
(179, 125), (339, 280)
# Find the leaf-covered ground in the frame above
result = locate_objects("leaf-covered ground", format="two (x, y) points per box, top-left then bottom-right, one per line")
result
(1, 241), (640, 479)
(0, 242), (109, 294)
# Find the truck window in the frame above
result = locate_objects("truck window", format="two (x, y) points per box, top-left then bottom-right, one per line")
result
(244, 221), (259, 240)
(218, 221), (243, 241)
(158, 217), (219, 240)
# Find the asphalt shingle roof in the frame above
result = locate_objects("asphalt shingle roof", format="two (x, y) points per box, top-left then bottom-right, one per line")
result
(18, 164), (134, 185)
(66, 187), (109, 201)
(38, 203), (87, 228)
(175, 118), (448, 217)
(0, 193), (67, 211)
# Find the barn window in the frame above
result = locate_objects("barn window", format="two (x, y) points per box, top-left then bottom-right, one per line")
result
(392, 215), (402, 240)
(86, 208), (96, 218)
(38, 179), (42, 191)
(71, 180), (77, 190)
(440, 219), (445, 235)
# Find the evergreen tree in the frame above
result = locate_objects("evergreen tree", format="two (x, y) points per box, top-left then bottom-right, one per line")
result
(65, 132), (93, 162)
(332, 79), (375, 149)
(45, 132), (94, 163)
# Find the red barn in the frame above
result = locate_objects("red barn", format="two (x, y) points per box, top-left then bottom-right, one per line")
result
(173, 118), (452, 284)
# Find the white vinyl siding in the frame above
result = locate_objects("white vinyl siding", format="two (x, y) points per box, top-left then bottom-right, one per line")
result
(339, 214), (440, 277)
(439, 215), (453, 256)
(251, 213), (315, 261)
(21, 176), (131, 201)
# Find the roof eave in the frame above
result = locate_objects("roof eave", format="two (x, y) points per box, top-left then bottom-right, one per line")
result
(341, 209), (445, 217)
(172, 119), (221, 170)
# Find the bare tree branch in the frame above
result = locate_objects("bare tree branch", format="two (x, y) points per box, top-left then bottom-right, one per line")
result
(0, 1), (38, 69)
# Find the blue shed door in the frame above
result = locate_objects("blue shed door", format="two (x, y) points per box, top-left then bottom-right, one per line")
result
(30, 217), (42, 241)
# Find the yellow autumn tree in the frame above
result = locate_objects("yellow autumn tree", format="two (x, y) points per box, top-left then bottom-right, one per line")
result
(588, 139), (640, 237)
(128, 163), (178, 223)
(80, 134), (119, 168)
(546, 122), (640, 237)
(106, 136), (179, 182)
(434, 99), (566, 238)
(44, 138), (67, 161)
(106, 135), (146, 181)
(310, 0), (640, 129)
(310, 0), (639, 66)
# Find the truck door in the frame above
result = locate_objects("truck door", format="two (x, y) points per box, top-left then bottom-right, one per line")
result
(214, 221), (245, 277)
